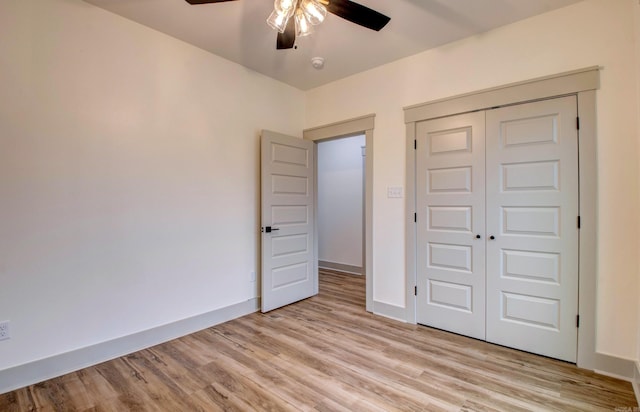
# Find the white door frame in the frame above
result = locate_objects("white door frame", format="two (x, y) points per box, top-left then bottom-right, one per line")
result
(403, 67), (622, 373)
(304, 114), (375, 312)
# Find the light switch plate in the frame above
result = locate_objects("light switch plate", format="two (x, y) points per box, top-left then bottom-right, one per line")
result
(387, 186), (403, 198)
(0, 321), (10, 341)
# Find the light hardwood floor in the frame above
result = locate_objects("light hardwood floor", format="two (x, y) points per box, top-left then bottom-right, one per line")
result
(1, 269), (637, 411)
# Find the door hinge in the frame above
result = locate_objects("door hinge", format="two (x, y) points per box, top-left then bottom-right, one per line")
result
(577, 216), (581, 229)
(576, 117), (580, 130)
(576, 315), (580, 328)
(414, 286), (417, 296)
(414, 213), (417, 223)
(414, 140), (417, 150)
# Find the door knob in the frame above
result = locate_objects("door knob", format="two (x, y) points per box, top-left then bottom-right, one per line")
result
(489, 235), (495, 240)
(475, 234), (481, 239)
(263, 226), (280, 233)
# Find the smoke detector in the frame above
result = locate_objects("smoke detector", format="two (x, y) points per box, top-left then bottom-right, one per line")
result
(311, 57), (325, 70)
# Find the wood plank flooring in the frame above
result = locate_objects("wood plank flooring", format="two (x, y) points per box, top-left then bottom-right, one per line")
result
(1, 269), (637, 411)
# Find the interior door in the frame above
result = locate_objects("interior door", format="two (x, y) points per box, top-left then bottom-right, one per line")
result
(485, 96), (579, 362)
(261, 130), (316, 313)
(416, 112), (486, 340)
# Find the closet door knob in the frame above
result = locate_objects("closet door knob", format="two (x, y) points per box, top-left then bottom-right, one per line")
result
(489, 235), (495, 240)
(475, 234), (481, 239)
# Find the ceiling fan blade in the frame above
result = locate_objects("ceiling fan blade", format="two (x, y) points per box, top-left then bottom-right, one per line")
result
(184, 0), (237, 4)
(277, 17), (296, 50)
(326, 0), (390, 31)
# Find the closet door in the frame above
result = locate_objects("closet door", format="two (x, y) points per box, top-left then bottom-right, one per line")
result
(416, 112), (486, 340)
(485, 96), (579, 362)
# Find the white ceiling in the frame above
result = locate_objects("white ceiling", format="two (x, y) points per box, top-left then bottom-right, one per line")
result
(84, 0), (583, 90)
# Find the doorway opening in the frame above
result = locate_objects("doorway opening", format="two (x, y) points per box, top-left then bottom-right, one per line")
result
(317, 135), (366, 301)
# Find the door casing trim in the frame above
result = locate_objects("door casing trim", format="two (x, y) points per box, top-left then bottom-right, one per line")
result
(304, 114), (375, 312)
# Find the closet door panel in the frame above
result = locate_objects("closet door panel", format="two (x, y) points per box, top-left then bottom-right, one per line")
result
(485, 96), (579, 362)
(416, 112), (486, 340)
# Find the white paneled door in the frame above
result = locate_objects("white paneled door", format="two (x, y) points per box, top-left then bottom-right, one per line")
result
(416, 112), (486, 340)
(415, 96), (579, 362)
(485, 96), (579, 362)
(261, 130), (316, 313)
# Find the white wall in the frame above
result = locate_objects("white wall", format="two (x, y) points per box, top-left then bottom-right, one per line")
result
(317, 135), (365, 269)
(305, 0), (639, 359)
(0, 0), (304, 371)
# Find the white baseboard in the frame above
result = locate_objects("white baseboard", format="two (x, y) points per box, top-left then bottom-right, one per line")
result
(318, 260), (362, 275)
(0, 298), (259, 395)
(592, 352), (637, 382)
(373, 300), (407, 323)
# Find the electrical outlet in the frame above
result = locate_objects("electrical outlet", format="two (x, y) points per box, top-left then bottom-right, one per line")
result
(250, 271), (256, 282)
(0, 321), (10, 341)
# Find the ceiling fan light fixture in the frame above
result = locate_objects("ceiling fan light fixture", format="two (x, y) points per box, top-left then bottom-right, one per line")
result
(188, 0), (391, 51)
(274, 0), (296, 14)
(300, 0), (327, 25)
(295, 8), (313, 37)
(267, 9), (291, 33)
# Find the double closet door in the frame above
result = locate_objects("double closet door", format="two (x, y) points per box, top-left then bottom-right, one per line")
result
(416, 96), (579, 362)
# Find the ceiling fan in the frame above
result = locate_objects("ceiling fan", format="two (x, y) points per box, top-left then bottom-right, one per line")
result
(184, 0), (391, 50)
